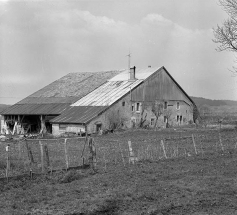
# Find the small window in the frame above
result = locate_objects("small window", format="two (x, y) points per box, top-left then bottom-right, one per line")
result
(180, 115), (182, 122)
(176, 102), (180, 110)
(150, 118), (155, 126)
(177, 115), (179, 122)
(164, 102), (167, 110)
(96, 124), (102, 132)
(122, 101), (125, 106)
(131, 104), (134, 112)
(136, 103), (140, 112)
(59, 124), (67, 130)
(164, 116), (167, 123)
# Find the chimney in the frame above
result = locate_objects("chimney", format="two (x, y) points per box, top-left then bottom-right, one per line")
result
(148, 65), (151, 68)
(129, 66), (136, 81)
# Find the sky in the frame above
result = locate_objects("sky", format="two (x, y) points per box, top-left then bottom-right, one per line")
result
(0, 0), (237, 104)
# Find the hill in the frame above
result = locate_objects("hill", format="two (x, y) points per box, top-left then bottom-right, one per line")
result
(191, 96), (237, 107)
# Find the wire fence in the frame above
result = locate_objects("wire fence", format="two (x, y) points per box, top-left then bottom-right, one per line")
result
(0, 129), (236, 179)
(0, 137), (89, 178)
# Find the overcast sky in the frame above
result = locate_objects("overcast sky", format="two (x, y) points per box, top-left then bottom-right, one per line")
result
(0, 0), (237, 104)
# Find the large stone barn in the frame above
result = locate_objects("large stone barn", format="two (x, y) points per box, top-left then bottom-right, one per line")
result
(1, 66), (196, 136)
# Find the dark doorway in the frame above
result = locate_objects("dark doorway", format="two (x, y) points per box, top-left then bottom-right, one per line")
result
(96, 124), (102, 132)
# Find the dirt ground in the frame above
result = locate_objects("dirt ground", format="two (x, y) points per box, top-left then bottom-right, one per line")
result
(1, 128), (237, 215)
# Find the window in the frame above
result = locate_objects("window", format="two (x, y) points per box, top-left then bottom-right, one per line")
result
(164, 116), (167, 123)
(150, 118), (155, 126)
(122, 101), (125, 106)
(96, 124), (102, 132)
(176, 102), (180, 110)
(177, 115), (179, 122)
(164, 102), (167, 110)
(131, 104), (135, 112)
(136, 103), (141, 112)
(59, 124), (67, 130)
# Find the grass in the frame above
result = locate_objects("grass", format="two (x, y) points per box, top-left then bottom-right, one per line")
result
(1, 150), (237, 214)
(0, 128), (237, 214)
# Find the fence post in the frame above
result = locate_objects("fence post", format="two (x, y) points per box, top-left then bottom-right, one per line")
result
(6, 144), (10, 182)
(44, 144), (50, 168)
(161, 140), (167, 159)
(119, 142), (125, 166)
(64, 138), (69, 170)
(219, 132), (224, 151)
(25, 139), (34, 163)
(39, 141), (45, 173)
(128, 140), (137, 164)
(192, 134), (197, 155)
(18, 141), (22, 160)
(88, 137), (97, 170)
(81, 135), (88, 166)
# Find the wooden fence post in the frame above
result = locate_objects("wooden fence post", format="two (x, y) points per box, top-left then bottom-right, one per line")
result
(81, 134), (88, 166)
(161, 140), (167, 159)
(6, 144), (10, 182)
(119, 142), (125, 166)
(103, 149), (107, 171)
(219, 132), (224, 151)
(88, 137), (97, 170)
(64, 138), (69, 170)
(25, 139), (34, 163)
(39, 141), (45, 173)
(44, 144), (50, 168)
(128, 140), (137, 164)
(192, 134), (197, 155)
(18, 141), (22, 160)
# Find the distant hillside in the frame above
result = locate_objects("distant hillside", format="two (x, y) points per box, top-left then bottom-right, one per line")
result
(191, 96), (237, 107)
(0, 104), (10, 114)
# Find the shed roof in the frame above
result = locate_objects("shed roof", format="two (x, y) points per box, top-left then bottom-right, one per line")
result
(50, 106), (107, 124)
(2, 70), (121, 115)
(1, 103), (69, 115)
(18, 70), (122, 103)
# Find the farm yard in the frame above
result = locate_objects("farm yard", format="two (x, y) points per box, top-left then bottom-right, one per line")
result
(0, 127), (237, 214)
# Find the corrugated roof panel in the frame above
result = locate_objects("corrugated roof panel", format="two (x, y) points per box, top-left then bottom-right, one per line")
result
(71, 80), (143, 107)
(109, 67), (161, 81)
(1, 103), (70, 115)
(50, 106), (107, 124)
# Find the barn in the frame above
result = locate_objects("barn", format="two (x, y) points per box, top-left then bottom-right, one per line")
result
(1, 66), (195, 136)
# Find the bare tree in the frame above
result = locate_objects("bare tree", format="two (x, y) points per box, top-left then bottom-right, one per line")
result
(163, 109), (172, 128)
(199, 105), (212, 128)
(107, 109), (127, 130)
(151, 101), (164, 130)
(213, 0), (237, 73)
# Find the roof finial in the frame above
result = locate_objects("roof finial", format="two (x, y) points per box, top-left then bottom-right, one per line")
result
(127, 50), (131, 80)
(127, 50), (131, 70)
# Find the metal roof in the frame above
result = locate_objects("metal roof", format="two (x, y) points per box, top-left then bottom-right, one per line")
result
(50, 106), (107, 124)
(109, 67), (161, 81)
(71, 80), (143, 107)
(1, 103), (70, 115)
(71, 67), (160, 107)
(17, 97), (80, 104)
